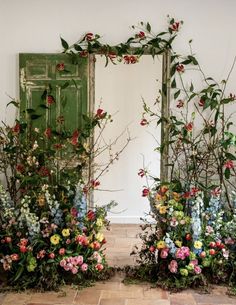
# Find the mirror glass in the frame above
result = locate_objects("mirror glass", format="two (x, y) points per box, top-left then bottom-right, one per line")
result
(94, 55), (163, 222)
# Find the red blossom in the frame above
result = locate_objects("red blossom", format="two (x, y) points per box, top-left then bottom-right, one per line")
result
(140, 118), (148, 126)
(85, 32), (94, 41)
(176, 100), (184, 108)
(91, 179), (100, 188)
(53, 143), (63, 150)
(96, 108), (106, 119)
(183, 192), (191, 199)
(12, 123), (20, 135)
(108, 52), (117, 59)
(123, 55), (138, 64)
(185, 122), (193, 132)
(92, 241), (101, 250)
(44, 127), (52, 138)
(87, 210), (96, 221)
(16, 164), (24, 173)
(170, 21), (180, 32)
(79, 50), (88, 57)
(70, 207), (78, 218)
(47, 95), (55, 105)
(38, 166), (50, 177)
(56, 63), (65, 71)
(190, 187), (200, 196)
(229, 93), (236, 101)
(211, 187), (221, 197)
(95, 263), (104, 271)
(71, 130), (79, 146)
(224, 160), (234, 169)
(19, 245), (27, 253)
(138, 169), (145, 178)
(20, 238), (28, 246)
(138, 31), (145, 38)
(142, 188), (150, 197)
(176, 64), (185, 73)
(198, 99), (205, 107)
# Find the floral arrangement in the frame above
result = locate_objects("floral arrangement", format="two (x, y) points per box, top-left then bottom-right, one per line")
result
(0, 103), (118, 290)
(125, 18), (236, 290)
(131, 184), (235, 290)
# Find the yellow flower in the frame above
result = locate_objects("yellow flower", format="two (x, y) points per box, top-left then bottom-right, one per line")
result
(96, 232), (104, 242)
(156, 240), (166, 249)
(180, 268), (188, 276)
(159, 206), (168, 214)
(175, 240), (182, 247)
(50, 234), (60, 245)
(62, 229), (70, 237)
(194, 240), (202, 249)
(96, 218), (104, 228)
(155, 193), (163, 201)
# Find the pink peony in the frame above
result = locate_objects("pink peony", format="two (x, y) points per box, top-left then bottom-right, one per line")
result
(73, 255), (83, 266)
(81, 263), (88, 272)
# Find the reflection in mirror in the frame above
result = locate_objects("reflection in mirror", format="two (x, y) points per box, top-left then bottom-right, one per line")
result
(94, 55), (163, 223)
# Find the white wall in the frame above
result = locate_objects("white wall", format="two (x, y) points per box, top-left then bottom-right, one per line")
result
(1, 0), (236, 222)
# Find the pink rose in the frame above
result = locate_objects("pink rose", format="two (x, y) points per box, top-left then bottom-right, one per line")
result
(60, 259), (67, 267)
(59, 248), (66, 256)
(160, 248), (169, 259)
(71, 267), (78, 274)
(81, 263), (88, 272)
(194, 265), (202, 274)
(95, 263), (104, 271)
(190, 259), (198, 266)
(64, 265), (70, 271)
(168, 260), (178, 273)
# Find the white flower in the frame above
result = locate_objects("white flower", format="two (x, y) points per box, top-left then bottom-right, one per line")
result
(32, 141), (39, 150)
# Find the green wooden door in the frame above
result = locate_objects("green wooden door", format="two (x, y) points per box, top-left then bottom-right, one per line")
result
(19, 53), (88, 132)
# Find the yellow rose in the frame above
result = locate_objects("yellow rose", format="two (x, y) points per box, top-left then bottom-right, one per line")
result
(156, 240), (166, 249)
(194, 240), (202, 249)
(50, 234), (60, 245)
(96, 218), (104, 228)
(175, 240), (182, 247)
(96, 232), (104, 242)
(62, 228), (70, 237)
(159, 206), (168, 214)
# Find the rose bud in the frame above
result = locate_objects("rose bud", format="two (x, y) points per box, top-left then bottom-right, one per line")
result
(149, 246), (155, 252)
(209, 241), (216, 248)
(59, 248), (66, 256)
(19, 245), (27, 253)
(95, 263), (104, 271)
(209, 249), (216, 256)
(176, 64), (184, 73)
(140, 118), (148, 126)
(142, 188), (149, 197)
(185, 233), (192, 241)
(48, 253), (55, 259)
(93, 241), (101, 250)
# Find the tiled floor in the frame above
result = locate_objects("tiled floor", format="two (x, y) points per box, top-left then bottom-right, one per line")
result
(0, 224), (236, 305)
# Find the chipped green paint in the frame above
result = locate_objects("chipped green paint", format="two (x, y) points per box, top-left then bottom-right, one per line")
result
(19, 53), (88, 132)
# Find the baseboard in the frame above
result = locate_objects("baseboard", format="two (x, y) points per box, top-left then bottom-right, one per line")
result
(107, 215), (155, 224)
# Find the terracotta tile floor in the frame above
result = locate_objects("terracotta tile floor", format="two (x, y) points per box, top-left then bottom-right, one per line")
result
(0, 224), (236, 305)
